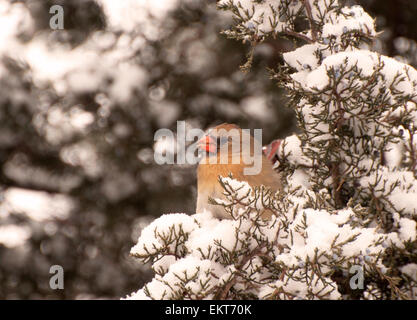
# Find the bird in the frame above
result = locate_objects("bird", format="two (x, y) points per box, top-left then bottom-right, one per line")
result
(196, 123), (282, 220)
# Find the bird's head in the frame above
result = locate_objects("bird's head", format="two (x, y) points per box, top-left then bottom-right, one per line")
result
(197, 123), (242, 157)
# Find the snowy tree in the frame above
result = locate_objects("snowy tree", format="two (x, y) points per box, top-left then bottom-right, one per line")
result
(127, 0), (417, 300)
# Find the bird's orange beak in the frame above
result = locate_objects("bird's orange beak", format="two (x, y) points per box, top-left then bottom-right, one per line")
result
(197, 135), (217, 154)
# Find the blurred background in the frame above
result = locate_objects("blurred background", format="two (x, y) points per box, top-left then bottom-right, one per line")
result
(0, 0), (416, 299)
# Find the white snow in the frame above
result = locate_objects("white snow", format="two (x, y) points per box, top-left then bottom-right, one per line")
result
(279, 134), (312, 167)
(288, 49), (417, 99)
(360, 168), (417, 217)
(398, 218), (417, 241)
(218, 0), (295, 35)
(96, 0), (180, 34)
(283, 44), (323, 72)
(0, 225), (31, 248)
(130, 213), (197, 257)
(400, 264), (417, 282)
(322, 6), (375, 40)
(0, 188), (73, 222)
(126, 256), (224, 300)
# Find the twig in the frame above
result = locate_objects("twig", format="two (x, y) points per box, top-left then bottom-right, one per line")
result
(303, 0), (318, 41)
(216, 244), (267, 299)
(283, 28), (313, 43)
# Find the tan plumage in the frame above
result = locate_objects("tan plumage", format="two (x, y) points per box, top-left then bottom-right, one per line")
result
(196, 123), (282, 219)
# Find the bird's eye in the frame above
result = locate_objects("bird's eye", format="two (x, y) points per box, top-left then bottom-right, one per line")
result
(216, 136), (222, 150)
(216, 136), (228, 150)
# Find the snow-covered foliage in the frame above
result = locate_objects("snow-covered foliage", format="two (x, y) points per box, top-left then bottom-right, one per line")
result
(128, 0), (417, 300)
(127, 176), (407, 300)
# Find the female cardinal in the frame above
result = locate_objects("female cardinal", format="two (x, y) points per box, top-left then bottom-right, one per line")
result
(196, 123), (282, 219)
